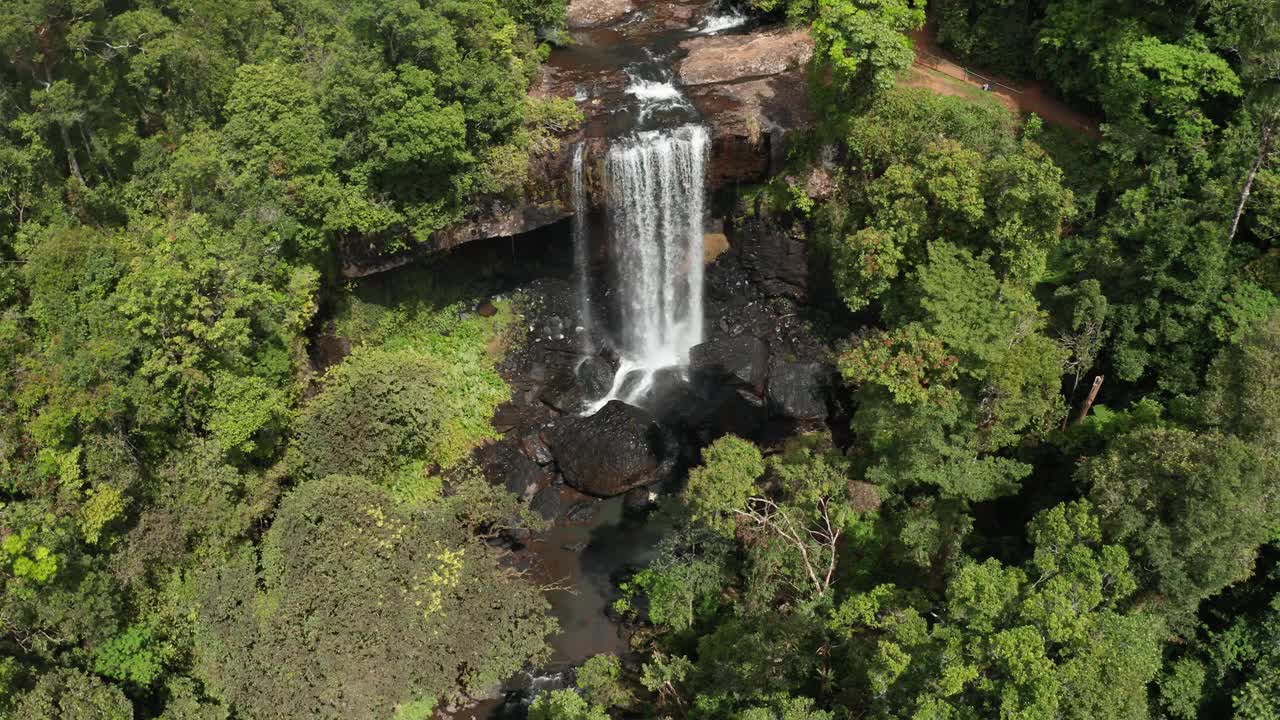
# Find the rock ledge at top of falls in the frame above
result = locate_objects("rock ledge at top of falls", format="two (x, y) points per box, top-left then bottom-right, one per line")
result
(677, 28), (815, 86)
(675, 27), (815, 190)
(566, 0), (637, 28)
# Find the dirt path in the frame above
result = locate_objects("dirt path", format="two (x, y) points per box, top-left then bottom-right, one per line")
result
(906, 23), (1100, 137)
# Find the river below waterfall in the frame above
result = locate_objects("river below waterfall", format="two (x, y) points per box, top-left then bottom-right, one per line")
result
(536, 496), (675, 665)
(438, 4), (760, 718)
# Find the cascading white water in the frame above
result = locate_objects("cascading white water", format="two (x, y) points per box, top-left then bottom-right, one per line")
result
(698, 6), (748, 34)
(571, 143), (593, 353)
(586, 124), (709, 411)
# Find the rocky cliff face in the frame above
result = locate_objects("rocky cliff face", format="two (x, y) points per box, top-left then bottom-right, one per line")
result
(677, 28), (814, 190)
(341, 2), (814, 277)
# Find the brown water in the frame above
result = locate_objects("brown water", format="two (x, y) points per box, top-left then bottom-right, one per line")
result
(440, 491), (675, 720)
(534, 493), (674, 666)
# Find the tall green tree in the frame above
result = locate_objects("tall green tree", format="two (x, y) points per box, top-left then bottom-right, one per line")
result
(1082, 426), (1278, 621)
(193, 474), (555, 719)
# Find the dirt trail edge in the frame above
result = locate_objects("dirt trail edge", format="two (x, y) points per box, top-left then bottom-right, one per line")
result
(905, 23), (1101, 138)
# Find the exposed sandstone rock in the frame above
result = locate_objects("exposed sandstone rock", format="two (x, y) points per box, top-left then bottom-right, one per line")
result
(677, 28), (814, 86)
(703, 232), (729, 264)
(567, 0), (636, 28)
(688, 73), (813, 187)
(675, 29), (815, 189)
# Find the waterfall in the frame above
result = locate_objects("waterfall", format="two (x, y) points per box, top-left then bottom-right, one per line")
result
(571, 143), (593, 353)
(587, 124), (709, 411)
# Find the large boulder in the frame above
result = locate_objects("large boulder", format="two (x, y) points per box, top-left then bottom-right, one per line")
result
(578, 355), (616, 398)
(530, 486), (562, 521)
(699, 386), (769, 440)
(539, 354), (617, 413)
(549, 401), (677, 497)
(540, 368), (587, 413)
(677, 28), (815, 87)
(690, 334), (769, 395)
(767, 363), (833, 420)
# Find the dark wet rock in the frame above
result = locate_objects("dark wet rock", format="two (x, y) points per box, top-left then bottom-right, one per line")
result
(477, 300), (498, 317)
(730, 208), (809, 301)
(690, 334), (769, 395)
(541, 315), (566, 340)
(540, 369), (586, 414)
(597, 343), (621, 367)
(520, 431), (555, 465)
(767, 362), (833, 420)
(531, 486), (562, 521)
(701, 386), (769, 439)
(477, 443), (545, 502)
(549, 401), (678, 497)
(529, 362), (549, 383)
(578, 355), (616, 398)
(565, 501), (598, 524)
(650, 379), (706, 428)
(624, 485), (658, 513)
(491, 406), (525, 434)
(340, 202), (571, 278)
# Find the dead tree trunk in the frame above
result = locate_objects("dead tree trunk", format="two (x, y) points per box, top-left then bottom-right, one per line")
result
(1075, 375), (1104, 425)
(1229, 121), (1275, 243)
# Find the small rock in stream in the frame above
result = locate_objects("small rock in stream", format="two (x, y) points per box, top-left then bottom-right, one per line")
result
(564, 502), (597, 524)
(624, 486), (658, 513)
(519, 432), (555, 465)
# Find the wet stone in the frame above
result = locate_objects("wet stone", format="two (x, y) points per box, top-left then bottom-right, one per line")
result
(690, 334), (769, 395)
(520, 431), (555, 465)
(549, 401), (677, 498)
(767, 362), (833, 420)
(624, 485), (658, 513)
(564, 501), (598, 524)
(577, 355), (616, 398)
(530, 486), (562, 521)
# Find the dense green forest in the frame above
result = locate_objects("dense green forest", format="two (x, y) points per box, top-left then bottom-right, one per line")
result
(0, 0), (1277, 719)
